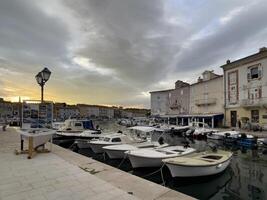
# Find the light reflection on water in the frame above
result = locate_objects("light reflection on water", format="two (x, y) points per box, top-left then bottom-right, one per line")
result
(83, 120), (267, 200)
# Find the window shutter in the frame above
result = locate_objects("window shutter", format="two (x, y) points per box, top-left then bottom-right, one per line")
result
(258, 66), (262, 79)
(259, 86), (262, 98)
(248, 90), (250, 99)
(247, 69), (251, 81)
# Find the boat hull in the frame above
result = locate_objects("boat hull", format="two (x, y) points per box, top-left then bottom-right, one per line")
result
(166, 158), (231, 177)
(89, 143), (107, 154)
(77, 141), (90, 149)
(127, 154), (165, 168)
(104, 149), (126, 159)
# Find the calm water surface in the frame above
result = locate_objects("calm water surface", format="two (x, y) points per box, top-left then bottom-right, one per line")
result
(77, 120), (267, 200)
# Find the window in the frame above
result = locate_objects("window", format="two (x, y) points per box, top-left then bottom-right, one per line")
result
(251, 110), (259, 123)
(180, 90), (183, 95)
(74, 122), (82, 127)
(112, 138), (121, 142)
(250, 67), (259, 79)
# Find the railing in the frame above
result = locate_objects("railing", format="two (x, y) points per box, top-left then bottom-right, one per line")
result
(195, 98), (217, 106)
(240, 98), (266, 107)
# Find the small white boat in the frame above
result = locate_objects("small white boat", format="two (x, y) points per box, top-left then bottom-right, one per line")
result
(89, 134), (144, 154)
(103, 142), (168, 159)
(126, 146), (196, 168)
(103, 126), (164, 159)
(163, 150), (233, 177)
(75, 130), (110, 149)
(207, 131), (239, 140)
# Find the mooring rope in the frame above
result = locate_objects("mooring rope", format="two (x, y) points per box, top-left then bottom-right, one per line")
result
(117, 153), (128, 169)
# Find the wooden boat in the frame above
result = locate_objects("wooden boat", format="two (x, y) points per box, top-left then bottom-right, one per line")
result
(126, 146), (196, 168)
(163, 150), (233, 177)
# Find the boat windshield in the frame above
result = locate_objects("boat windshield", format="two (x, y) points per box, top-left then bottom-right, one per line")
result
(103, 137), (110, 142)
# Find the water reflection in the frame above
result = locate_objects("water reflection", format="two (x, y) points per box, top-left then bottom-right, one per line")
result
(77, 120), (267, 200)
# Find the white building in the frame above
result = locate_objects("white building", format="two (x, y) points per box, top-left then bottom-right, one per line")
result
(221, 47), (267, 127)
(150, 89), (172, 116)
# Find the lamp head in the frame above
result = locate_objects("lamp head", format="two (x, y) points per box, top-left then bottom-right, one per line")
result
(35, 72), (43, 85)
(41, 67), (51, 82)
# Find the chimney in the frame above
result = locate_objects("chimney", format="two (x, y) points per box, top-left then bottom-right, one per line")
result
(197, 77), (203, 82)
(226, 59), (231, 64)
(259, 47), (267, 52)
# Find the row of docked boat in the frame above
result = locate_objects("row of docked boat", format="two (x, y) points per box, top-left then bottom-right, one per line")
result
(56, 122), (232, 178)
(86, 130), (232, 177)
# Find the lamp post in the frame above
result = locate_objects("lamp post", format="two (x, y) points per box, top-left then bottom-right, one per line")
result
(35, 68), (51, 103)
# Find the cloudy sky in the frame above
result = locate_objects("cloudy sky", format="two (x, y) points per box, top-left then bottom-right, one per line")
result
(1, 0), (267, 108)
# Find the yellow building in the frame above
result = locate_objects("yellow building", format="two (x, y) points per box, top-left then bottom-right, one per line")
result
(221, 47), (267, 127)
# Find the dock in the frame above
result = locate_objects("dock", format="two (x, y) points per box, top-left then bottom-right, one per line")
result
(0, 128), (195, 200)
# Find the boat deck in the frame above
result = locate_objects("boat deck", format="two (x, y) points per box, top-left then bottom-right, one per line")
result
(0, 128), (195, 200)
(164, 150), (232, 166)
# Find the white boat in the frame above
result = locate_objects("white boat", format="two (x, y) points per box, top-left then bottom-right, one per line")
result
(75, 130), (110, 149)
(89, 133), (145, 154)
(103, 142), (168, 159)
(126, 146), (196, 168)
(55, 119), (98, 140)
(163, 150), (233, 177)
(207, 131), (239, 140)
(102, 126), (165, 159)
(52, 122), (65, 130)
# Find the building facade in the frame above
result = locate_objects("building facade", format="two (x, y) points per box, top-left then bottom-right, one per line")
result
(169, 81), (190, 115)
(221, 47), (267, 127)
(150, 89), (172, 116)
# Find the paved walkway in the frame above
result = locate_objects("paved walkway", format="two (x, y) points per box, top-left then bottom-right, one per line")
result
(0, 128), (194, 200)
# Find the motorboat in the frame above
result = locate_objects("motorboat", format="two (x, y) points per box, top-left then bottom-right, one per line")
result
(89, 133), (145, 154)
(188, 122), (219, 139)
(102, 125), (166, 159)
(55, 119), (98, 140)
(103, 142), (168, 159)
(223, 132), (257, 148)
(75, 130), (111, 149)
(52, 122), (65, 130)
(207, 131), (239, 140)
(126, 145), (196, 168)
(163, 150), (233, 177)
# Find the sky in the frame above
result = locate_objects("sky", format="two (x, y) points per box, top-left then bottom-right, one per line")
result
(0, 0), (267, 108)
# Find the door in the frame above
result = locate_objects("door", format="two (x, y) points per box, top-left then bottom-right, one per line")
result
(251, 110), (259, 123)
(230, 111), (237, 127)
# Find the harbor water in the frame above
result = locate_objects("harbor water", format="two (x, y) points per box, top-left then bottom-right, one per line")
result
(59, 120), (267, 200)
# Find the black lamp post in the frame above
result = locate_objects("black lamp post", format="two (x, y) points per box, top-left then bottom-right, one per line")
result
(35, 67), (51, 103)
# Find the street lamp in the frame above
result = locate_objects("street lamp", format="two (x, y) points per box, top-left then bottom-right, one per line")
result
(35, 67), (51, 103)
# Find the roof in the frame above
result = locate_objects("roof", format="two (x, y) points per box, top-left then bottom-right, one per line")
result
(220, 48), (267, 71)
(149, 89), (174, 94)
(158, 113), (224, 118)
(190, 75), (223, 86)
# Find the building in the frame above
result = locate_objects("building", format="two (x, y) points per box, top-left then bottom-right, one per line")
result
(54, 103), (79, 121)
(189, 70), (224, 127)
(150, 89), (172, 116)
(169, 80), (190, 115)
(221, 47), (267, 127)
(77, 104), (114, 119)
(0, 98), (13, 120)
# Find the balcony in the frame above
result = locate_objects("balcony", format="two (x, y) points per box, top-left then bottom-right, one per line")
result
(195, 98), (217, 106)
(241, 98), (267, 108)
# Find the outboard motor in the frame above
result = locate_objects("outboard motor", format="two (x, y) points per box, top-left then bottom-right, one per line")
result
(158, 137), (164, 145)
(183, 141), (190, 148)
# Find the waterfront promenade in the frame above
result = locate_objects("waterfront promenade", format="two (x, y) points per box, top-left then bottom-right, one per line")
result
(0, 128), (194, 200)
